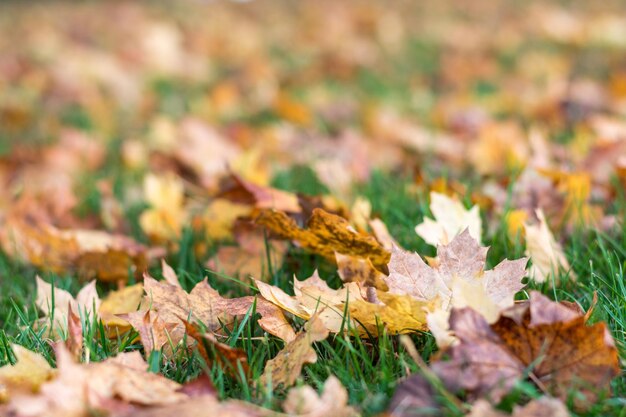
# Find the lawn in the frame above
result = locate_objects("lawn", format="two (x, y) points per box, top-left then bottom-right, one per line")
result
(0, 1), (625, 416)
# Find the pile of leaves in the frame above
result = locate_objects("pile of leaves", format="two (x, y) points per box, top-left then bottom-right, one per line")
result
(1, 0), (625, 416)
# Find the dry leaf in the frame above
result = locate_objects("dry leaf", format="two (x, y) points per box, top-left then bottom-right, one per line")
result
(255, 272), (365, 334)
(336, 252), (388, 295)
(99, 284), (145, 332)
(282, 376), (358, 417)
(2, 214), (147, 283)
(260, 316), (329, 389)
(524, 210), (574, 283)
(207, 223), (288, 281)
(6, 344), (189, 417)
(431, 291), (619, 405)
(219, 174), (301, 213)
(349, 291), (435, 334)
(466, 397), (569, 417)
(256, 208), (390, 271)
(224, 295), (297, 343)
(139, 173), (186, 242)
(0, 345), (55, 400)
(415, 192), (482, 246)
(201, 199), (252, 241)
(131, 274), (295, 349)
(383, 230), (526, 344)
(368, 218), (401, 251)
(35, 276), (100, 335)
(66, 306), (83, 360)
(118, 310), (177, 357)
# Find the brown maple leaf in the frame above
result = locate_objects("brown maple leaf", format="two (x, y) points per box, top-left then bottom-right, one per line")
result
(127, 273), (295, 354)
(219, 173), (302, 213)
(430, 291), (619, 405)
(260, 315), (329, 389)
(5, 344), (190, 417)
(256, 208), (390, 271)
(1, 209), (148, 283)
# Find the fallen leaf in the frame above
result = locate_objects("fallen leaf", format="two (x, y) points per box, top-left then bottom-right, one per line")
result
(139, 173), (186, 242)
(282, 375), (359, 417)
(382, 230), (527, 344)
(431, 291), (619, 405)
(260, 316), (329, 389)
(415, 192), (482, 246)
(255, 272), (365, 333)
(66, 306), (83, 360)
(336, 252), (388, 297)
(349, 291), (435, 334)
(219, 174), (301, 213)
(207, 223), (288, 281)
(466, 397), (569, 417)
(368, 218), (401, 251)
(118, 310), (177, 357)
(0, 345), (55, 400)
(350, 197), (372, 232)
(201, 199), (253, 241)
(130, 274), (295, 349)
(160, 259), (181, 287)
(256, 208), (390, 271)
(223, 296), (297, 343)
(98, 283), (145, 333)
(35, 276), (100, 334)
(6, 344), (190, 417)
(2, 213), (148, 283)
(524, 210), (574, 283)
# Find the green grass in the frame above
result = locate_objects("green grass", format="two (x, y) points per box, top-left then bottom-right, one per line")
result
(0, 169), (625, 416)
(1, 2), (626, 414)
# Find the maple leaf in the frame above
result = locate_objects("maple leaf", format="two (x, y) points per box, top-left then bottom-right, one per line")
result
(219, 174), (302, 213)
(207, 223), (288, 281)
(255, 272), (366, 333)
(260, 315), (329, 389)
(282, 376), (359, 417)
(335, 252), (388, 297)
(36, 276), (145, 340)
(139, 172), (186, 242)
(415, 192), (482, 246)
(256, 208), (390, 271)
(174, 117), (241, 191)
(524, 209), (574, 283)
(200, 198), (252, 241)
(35, 276), (100, 335)
(368, 218), (401, 251)
(0, 345), (55, 401)
(1, 212), (148, 283)
(125, 376), (356, 417)
(349, 291), (436, 334)
(5, 344), (190, 417)
(118, 310), (177, 358)
(127, 273), (295, 354)
(429, 292), (619, 405)
(98, 283), (145, 334)
(382, 230), (527, 344)
(466, 398), (569, 417)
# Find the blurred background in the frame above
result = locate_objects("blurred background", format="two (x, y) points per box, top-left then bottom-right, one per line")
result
(1, 0), (626, 241)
